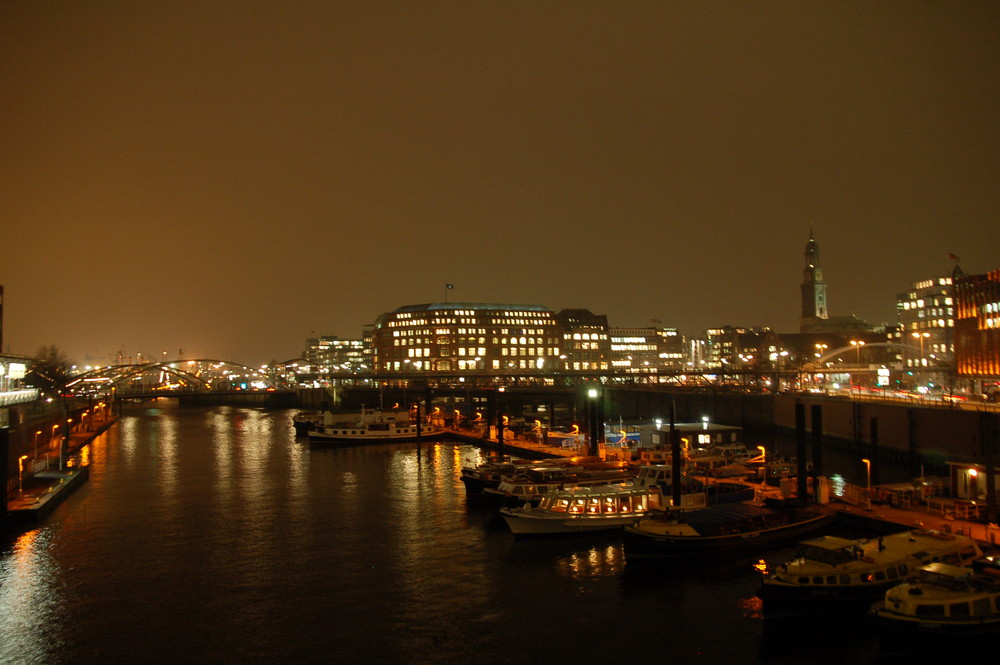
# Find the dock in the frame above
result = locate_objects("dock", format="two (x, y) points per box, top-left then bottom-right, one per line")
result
(4, 416), (117, 525)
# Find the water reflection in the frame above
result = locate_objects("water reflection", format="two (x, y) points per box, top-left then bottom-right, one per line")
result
(0, 529), (64, 663)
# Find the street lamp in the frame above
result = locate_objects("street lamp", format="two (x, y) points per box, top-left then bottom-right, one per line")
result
(911, 331), (930, 367)
(18, 455), (28, 493)
(757, 445), (767, 494)
(861, 458), (872, 510)
(850, 340), (866, 364)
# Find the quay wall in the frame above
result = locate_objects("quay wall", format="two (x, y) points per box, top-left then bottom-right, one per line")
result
(305, 386), (997, 468)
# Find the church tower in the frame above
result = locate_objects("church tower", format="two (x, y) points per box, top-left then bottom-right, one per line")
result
(799, 229), (828, 331)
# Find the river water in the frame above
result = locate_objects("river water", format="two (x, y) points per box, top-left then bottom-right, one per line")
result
(1, 404), (907, 664)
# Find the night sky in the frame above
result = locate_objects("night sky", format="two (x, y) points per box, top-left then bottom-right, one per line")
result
(3, 2), (998, 367)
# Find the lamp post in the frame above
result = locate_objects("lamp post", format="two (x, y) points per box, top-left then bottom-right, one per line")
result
(758, 445), (767, 498)
(912, 331), (930, 368)
(850, 340), (865, 365)
(862, 457), (872, 510)
(18, 455), (28, 493)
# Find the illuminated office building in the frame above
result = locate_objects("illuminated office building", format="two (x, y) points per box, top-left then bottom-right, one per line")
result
(372, 302), (562, 373)
(610, 327), (685, 372)
(954, 269), (1000, 382)
(896, 275), (955, 370)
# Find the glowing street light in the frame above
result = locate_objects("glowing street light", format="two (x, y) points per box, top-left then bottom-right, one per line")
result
(850, 340), (866, 365)
(18, 455), (28, 493)
(861, 458), (872, 510)
(912, 331), (930, 367)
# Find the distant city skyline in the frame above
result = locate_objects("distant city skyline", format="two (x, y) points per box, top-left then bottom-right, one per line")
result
(3, 2), (998, 365)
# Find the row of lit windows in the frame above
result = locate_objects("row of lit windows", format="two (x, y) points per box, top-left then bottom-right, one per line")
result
(489, 318), (552, 326)
(910, 319), (953, 330)
(565, 332), (607, 340)
(916, 308), (953, 319)
(498, 336), (551, 346)
(611, 343), (658, 351)
(501, 347), (557, 357)
(902, 297), (953, 310)
(569, 342), (603, 350)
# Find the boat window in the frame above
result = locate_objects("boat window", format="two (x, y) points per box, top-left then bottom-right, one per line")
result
(620, 498), (631, 512)
(915, 604), (945, 617)
(512, 487), (524, 494)
(634, 496), (647, 511)
(538, 487), (548, 494)
(886, 567), (899, 580)
(812, 576), (824, 585)
(898, 564), (908, 575)
(798, 577), (809, 584)
(568, 499), (585, 514)
(949, 602), (971, 617)
(826, 576), (836, 584)
(874, 571), (886, 582)
(538, 497), (552, 510)
(552, 499), (569, 513)
(587, 498), (600, 514)
(603, 498), (617, 514)
(861, 573), (874, 584)
(839, 575), (851, 585)
(973, 598), (991, 616)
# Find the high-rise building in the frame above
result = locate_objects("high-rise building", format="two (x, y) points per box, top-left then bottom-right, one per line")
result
(896, 275), (956, 371)
(954, 269), (1000, 382)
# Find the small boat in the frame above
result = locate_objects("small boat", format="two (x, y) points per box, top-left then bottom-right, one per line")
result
(499, 483), (663, 536)
(308, 408), (444, 446)
(459, 456), (601, 495)
(869, 562), (1000, 644)
(632, 464), (756, 505)
(622, 499), (834, 560)
(483, 462), (637, 506)
(292, 410), (324, 435)
(758, 529), (983, 611)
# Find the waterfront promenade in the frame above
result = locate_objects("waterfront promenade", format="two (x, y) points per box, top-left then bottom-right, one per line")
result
(4, 415), (117, 524)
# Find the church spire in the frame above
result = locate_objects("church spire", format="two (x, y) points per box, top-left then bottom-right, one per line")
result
(800, 228), (828, 330)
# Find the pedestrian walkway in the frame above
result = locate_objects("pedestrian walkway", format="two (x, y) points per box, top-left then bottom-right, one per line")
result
(5, 416), (117, 524)
(830, 498), (1000, 549)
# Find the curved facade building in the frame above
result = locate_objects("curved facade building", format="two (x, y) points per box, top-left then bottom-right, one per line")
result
(372, 302), (563, 373)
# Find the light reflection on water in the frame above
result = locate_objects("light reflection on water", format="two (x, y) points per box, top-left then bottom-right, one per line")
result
(1, 405), (887, 665)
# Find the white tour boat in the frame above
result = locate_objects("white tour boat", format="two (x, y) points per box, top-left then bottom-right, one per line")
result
(308, 408), (444, 446)
(499, 483), (663, 535)
(870, 561), (1000, 642)
(758, 529), (983, 610)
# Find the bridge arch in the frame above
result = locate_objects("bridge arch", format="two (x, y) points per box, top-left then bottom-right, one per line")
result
(65, 359), (280, 394)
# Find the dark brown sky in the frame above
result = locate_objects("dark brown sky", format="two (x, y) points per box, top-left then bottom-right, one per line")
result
(3, 2), (999, 366)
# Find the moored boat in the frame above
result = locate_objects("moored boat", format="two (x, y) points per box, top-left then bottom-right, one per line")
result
(459, 456), (602, 494)
(758, 529), (983, 611)
(622, 499), (834, 560)
(869, 562), (1000, 645)
(632, 464), (756, 505)
(483, 462), (636, 506)
(292, 410), (324, 435)
(308, 408), (444, 446)
(499, 483), (663, 535)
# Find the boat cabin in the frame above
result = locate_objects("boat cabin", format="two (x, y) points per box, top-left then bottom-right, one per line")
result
(537, 486), (661, 515)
